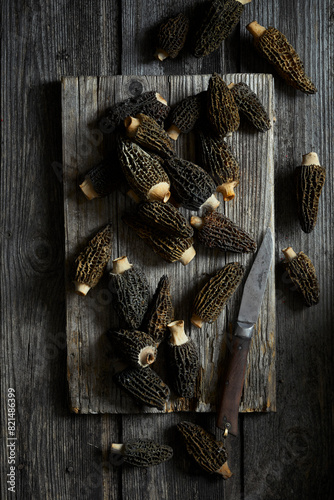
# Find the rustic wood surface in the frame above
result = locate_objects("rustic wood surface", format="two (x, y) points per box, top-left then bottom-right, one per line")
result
(1, 1), (333, 499)
(62, 74), (275, 415)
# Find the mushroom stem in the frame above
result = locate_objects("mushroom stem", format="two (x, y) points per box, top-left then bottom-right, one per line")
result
(216, 461), (233, 479)
(147, 182), (171, 202)
(191, 314), (204, 329)
(190, 216), (204, 230)
(302, 152), (320, 166)
(167, 124), (181, 141)
(236, 0), (251, 4)
(139, 346), (156, 367)
(216, 181), (238, 201)
(282, 247), (298, 262)
(200, 194), (220, 212)
(126, 189), (141, 203)
(154, 48), (169, 61)
(227, 82), (235, 90)
(111, 443), (125, 454)
(246, 21), (266, 39)
(179, 245), (196, 266)
(156, 93), (168, 105)
(168, 320), (188, 346)
(124, 116), (141, 137)
(79, 178), (99, 200)
(112, 256), (132, 274)
(74, 282), (91, 296)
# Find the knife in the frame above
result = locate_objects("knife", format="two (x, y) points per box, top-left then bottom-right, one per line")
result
(216, 227), (274, 436)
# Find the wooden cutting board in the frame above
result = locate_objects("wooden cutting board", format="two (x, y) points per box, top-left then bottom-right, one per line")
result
(62, 74), (275, 414)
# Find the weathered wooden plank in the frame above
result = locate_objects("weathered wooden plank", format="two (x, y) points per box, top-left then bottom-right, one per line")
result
(63, 74), (275, 415)
(0, 2), (122, 500)
(240, 1), (334, 498)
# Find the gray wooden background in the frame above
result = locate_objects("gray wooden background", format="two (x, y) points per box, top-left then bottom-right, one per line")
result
(1, 1), (333, 499)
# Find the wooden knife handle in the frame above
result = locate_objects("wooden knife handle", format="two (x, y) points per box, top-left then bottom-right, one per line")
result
(216, 336), (251, 436)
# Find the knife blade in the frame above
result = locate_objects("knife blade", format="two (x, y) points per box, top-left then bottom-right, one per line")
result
(216, 227), (274, 436)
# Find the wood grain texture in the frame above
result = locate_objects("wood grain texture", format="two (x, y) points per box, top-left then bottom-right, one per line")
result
(1, 0), (333, 499)
(62, 74), (275, 415)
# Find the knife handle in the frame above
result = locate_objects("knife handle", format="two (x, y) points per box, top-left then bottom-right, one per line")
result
(216, 336), (251, 436)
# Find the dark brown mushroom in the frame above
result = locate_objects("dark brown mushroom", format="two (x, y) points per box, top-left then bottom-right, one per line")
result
(228, 81), (271, 132)
(73, 223), (113, 296)
(138, 201), (194, 238)
(109, 329), (157, 368)
(177, 421), (232, 478)
(154, 13), (189, 61)
(191, 211), (257, 253)
(113, 366), (170, 410)
(191, 262), (244, 328)
(109, 256), (150, 329)
(295, 152), (326, 233)
(166, 320), (199, 398)
(246, 21), (317, 94)
(111, 440), (173, 467)
(125, 113), (175, 158)
(282, 247), (319, 307)
(143, 275), (174, 346)
(207, 73), (240, 137)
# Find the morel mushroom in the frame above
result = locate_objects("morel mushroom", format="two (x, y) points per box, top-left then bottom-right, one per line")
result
(295, 152), (326, 233)
(166, 321), (199, 398)
(114, 366), (170, 410)
(191, 262), (244, 327)
(118, 137), (171, 202)
(109, 256), (150, 329)
(167, 92), (206, 140)
(207, 73), (240, 137)
(282, 247), (319, 307)
(155, 13), (189, 61)
(228, 82), (271, 132)
(73, 223), (113, 296)
(99, 91), (170, 133)
(79, 155), (122, 200)
(138, 201), (194, 238)
(109, 329), (157, 368)
(123, 214), (196, 266)
(177, 421), (232, 478)
(191, 211), (257, 253)
(194, 0), (251, 58)
(125, 113), (175, 158)
(164, 156), (220, 211)
(246, 22), (317, 94)
(111, 440), (173, 467)
(143, 275), (174, 346)
(197, 131), (240, 201)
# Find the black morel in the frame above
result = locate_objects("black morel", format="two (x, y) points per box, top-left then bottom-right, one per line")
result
(125, 113), (175, 158)
(99, 91), (170, 133)
(111, 440), (173, 467)
(143, 275), (174, 345)
(167, 92), (206, 140)
(229, 81), (271, 132)
(191, 212), (257, 253)
(191, 262), (244, 327)
(109, 256), (150, 329)
(114, 366), (170, 410)
(166, 321), (199, 398)
(207, 73), (240, 137)
(247, 21), (317, 94)
(194, 0), (251, 58)
(177, 421), (232, 478)
(295, 152), (325, 233)
(123, 214), (196, 266)
(197, 130), (240, 201)
(73, 224), (113, 296)
(109, 329), (157, 368)
(118, 137), (171, 202)
(164, 156), (219, 211)
(138, 201), (194, 238)
(155, 13), (189, 61)
(282, 247), (320, 307)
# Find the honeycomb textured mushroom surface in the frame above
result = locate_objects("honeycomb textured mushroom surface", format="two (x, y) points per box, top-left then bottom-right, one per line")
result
(111, 440), (173, 467)
(155, 13), (189, 60)
(229, 81), (271, 132)
(143, 275), (174, 345)
(207, 73), (240, 136)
